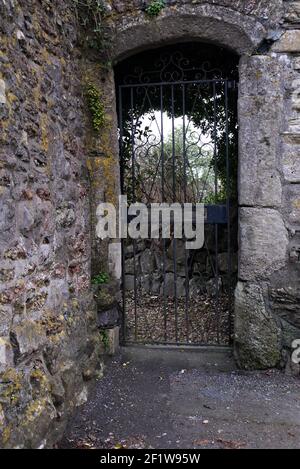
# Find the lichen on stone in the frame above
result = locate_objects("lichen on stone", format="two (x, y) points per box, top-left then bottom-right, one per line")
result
(0, 368), (23, 406)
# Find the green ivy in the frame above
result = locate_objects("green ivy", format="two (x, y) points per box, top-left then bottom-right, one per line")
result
(145, 0), (166, 17)
(203, 188), (227, 205)
(86, 84), (105, 131)
(92, 272), (110, 285)
(100, 330), (110, 352)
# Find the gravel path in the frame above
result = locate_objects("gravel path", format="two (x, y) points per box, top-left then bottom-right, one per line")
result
(60, 347), (300, 449)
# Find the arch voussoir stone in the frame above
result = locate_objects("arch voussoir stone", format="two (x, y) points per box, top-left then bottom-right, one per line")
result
(111, 4), (267, 62)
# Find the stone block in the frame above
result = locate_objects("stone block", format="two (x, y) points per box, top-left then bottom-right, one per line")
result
(140, 249), (155, 274)
(293, 57), (300, 70)
(140, 274), (151, 293)
(206, 277), (222, 296)
(0, 405), (5, 429)
(97, 306), (120, 328)
(269, 286), (300, 329)
(0, 337), (14, 371)
(239, 96), (282, 207)
(0, 306), (13, 336)
(125, 256), (140, 275)
(239, 55), (282, 98)
(239, 208), (288, 281)
(0, 202), (15, 241)
(125, 241), (146, 258)
(284, 2), (300, 24)
(102, 327), (120, 356)
(124, 274), (136, 291)
(285, 352), (300, 377)
(291, 78), (300, 111)
(151, 274), (162, 295)
(272, 30), (300, 52)
(165, 258), (186, 277)
(289, 244), (300, 264)
(281, 319), (300, 349)
(167, 240), (187, 264)
(11, 321), (46, 357)
(0, 79), (6, 104)
(282, 143), (300, 182)
(161, 273), (186, 298)
(283, 184), (300, 224)
(74, 386), (88, 407)
(189, 276), (206, 296)
(55, 204), (76, 228)
(234, 282), (281, 369)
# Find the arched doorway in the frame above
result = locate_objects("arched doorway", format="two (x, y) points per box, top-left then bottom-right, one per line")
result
(87, 3), (287, 368)
(115, 42), (239, 345)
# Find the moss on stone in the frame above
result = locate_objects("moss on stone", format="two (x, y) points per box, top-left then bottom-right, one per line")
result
(24, 398), (48, 423)
(40, 314), (65, 337)
(30, 369), (51, 396)
(1, 424), (12, 445)
(0, 369), (23, 405)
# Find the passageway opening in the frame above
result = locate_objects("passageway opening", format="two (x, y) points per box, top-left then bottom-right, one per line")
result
(115, 42), (239, 346)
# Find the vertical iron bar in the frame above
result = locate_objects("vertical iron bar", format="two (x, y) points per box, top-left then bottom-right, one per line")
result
(130, 87), (138, 342)
(118, 86), (126, 344)
(182, 83), (189, 343)
(213, 82), (220, 344)
(225, 80), (232, 344)
(160, 85), (167, 342)
(171, 84), (178, 343)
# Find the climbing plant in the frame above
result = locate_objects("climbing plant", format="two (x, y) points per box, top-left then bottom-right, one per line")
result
(92, 272), (110, 285)
(72, 0), (111, 53)
(145, 0), (166, 17)
(86, 83), (106, 131)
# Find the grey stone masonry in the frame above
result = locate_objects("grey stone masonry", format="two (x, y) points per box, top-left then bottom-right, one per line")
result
(0, 0), (103, 449)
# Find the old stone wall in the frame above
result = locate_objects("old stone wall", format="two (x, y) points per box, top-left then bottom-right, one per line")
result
(1, 0), (300, 450)
(0, 0), (104, 448)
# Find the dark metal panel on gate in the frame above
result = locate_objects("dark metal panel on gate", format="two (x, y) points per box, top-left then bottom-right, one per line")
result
(127, 205), (228, 225)
(205, 205), (227, 224)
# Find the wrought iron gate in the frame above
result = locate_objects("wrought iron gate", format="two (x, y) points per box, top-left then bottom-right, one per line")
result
(117, 44), (238, 346)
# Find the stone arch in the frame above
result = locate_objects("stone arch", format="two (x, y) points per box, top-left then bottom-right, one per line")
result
(110, 4), (267, 63)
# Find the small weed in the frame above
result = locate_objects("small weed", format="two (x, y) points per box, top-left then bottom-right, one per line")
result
(100, 329), (110, 351)
(145, 0), (165, 17)
(72, 0), (111, 54)
(92, 272), (110, 285)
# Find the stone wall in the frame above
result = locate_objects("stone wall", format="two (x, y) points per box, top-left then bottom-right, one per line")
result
(124, 233), (238, 299)
(0, 0), (104, 448)
(1, 0), (300, 450)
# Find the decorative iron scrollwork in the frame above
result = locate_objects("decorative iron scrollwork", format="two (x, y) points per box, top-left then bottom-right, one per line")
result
(123, 51), (223, 85)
